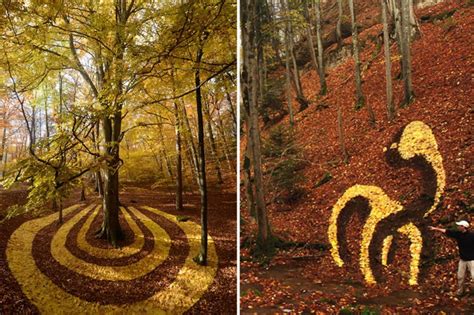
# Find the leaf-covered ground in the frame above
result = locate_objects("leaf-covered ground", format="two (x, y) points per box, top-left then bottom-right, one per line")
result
(0, 182), (236, 314)
(241, 0), (473, 313)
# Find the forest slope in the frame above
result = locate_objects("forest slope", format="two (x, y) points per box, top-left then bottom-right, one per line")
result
(241, 0), (473, 312)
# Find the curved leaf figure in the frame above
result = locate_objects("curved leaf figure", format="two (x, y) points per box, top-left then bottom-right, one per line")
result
(328, 121), (446, 285)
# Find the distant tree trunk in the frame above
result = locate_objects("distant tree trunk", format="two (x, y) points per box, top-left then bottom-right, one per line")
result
(382, 0), (395, 121)
(314, 0), (327, 95)
(336, 0), (344, 48)
(348, 0), (365, 110)
(156, 116), (174, 180)
(203, 96), (224, 185)
(194, 36), (209, 266)
(44, 103), (50, 139)
(215, 102), (235, 173)
(400, 0), (414, 107)
(31, 106), (36, 146)
(284, 44), (295, 124)
(224, 89), (237, 133)
(171, 66), (184, 211)
(285, 0), (308, 110)
(337, 105), (349, 164)
(80, 183), (86, 201)
(58, 197), (63, 224)
(182, 103), (200, 183)
(281, 0), (296, 120)
(302, 0), (319, 75)
(0, 106), (8, 178)
(92, 124), (104, 197)
(408, 0), (420, 39)
(265, 0), (283, 65)
(174, 103), (183, 210)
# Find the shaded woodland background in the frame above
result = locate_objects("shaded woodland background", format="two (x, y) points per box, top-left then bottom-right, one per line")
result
(240, 0), (473, 312)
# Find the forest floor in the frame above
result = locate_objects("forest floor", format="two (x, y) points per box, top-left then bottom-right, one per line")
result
(0, 179), (236, 314)
(241, 0), (473, 313)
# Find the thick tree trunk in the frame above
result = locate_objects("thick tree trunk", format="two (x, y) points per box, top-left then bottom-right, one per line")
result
(97, 163), (123, 246)
(348, 0), (365, 110)
(315, 0), (327, 95)
(382, 0), (395, 120)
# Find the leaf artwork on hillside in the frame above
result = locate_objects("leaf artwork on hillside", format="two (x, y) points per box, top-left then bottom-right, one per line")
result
(328, 121), (446, 286)
(6, 204), (218, 313)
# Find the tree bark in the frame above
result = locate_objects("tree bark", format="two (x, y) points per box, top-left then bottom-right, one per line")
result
(382, 0), (395, 121)
(336, 0), (344, 48)
(0, 105), (8, 178)
(281, 0), (296, 120)
(400, 0), (414, 107)
(285, 0), (308, 110)
(314, 0), (327, 95)
(348, 0), (365, 110)
(244, 0), (272, 253)
(302, 0), (319, 75)
(203, 96), (224, 185)
(194, 36), (209, 266)
(174, 101), (183, 210)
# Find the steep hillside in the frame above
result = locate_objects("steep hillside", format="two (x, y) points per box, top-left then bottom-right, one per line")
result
(241, 0), (473, 312)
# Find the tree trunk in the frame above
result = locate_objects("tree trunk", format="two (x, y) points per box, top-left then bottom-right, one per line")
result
(408, 0), (420, 39)
(281, 0), (296, 120)
(94, 112), (124, 247)
(245, 0), (272, 254)
(285, 0), (308, 110)
(315, 0), (327, 95)
(225, 90), (237, 133)
(171, 66), (184, 211)
(94, 1), (128, 246)
(337, 105), (349, 164)
(243, 140), (255, 218)
(215, 102), (235, 173)
(400, 0), (414, 107)
(194, 39), (208, 266)
(58, 197), (63, 224)
(157, 116), (174, 180)
(348, 0), (365, 110)
(203, 96), (224, 185)
(302, 0), (319, 75)
(182, 103), (200, 183)
(0, 106), (8, 178)
(382, 0), (395, 121)
(336, 0), (344, 48)
(174, 103), (183, 211)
